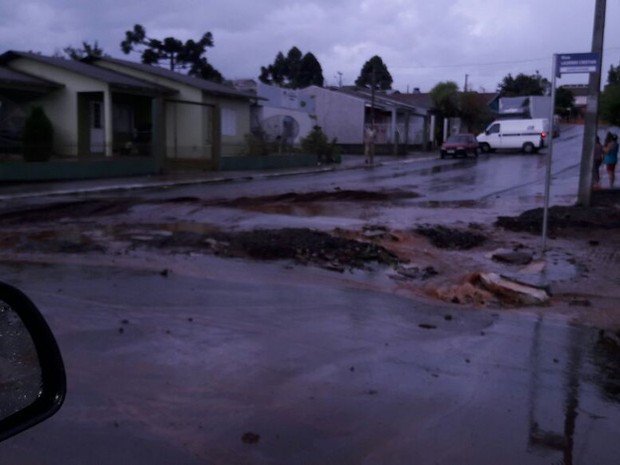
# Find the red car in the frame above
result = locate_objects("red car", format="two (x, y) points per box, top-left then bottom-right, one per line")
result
(440, 133), (479, 159)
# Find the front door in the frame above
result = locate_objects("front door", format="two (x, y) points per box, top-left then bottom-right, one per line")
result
(89, 101), (105, 154)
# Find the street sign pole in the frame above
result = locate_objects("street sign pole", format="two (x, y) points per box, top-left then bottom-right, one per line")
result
(541, 55), (558, 253)
(541, 52), (600, 253)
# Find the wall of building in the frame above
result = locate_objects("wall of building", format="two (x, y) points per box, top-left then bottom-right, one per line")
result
(97, 61), (213, 160)
(301, 87), (365, 144)
(95, 61), (252, 160)
(204, 96), (251, 157)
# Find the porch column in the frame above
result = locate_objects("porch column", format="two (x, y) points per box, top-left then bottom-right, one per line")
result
(104, 91), (113, 157)
(391, 108), (398, 155)
(211, 104), (221, 168)
(404, 113), (410, 151)
(152, 97), (166, 172)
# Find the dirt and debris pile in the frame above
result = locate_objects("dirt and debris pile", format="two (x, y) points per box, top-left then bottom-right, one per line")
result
(392, 264), (439, 281)
(0, 200), (133, 224)
(477, 272), (550, 306)
(415, 225), (486, 250)
(209, 228), (402, 270)
(221, 189), (419, 207)
(497, 203), (620, 234)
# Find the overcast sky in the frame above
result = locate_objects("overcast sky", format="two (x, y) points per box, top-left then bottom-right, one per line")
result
(1, 0), (619, 93)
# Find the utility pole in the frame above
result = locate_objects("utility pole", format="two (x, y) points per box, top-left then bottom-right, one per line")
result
(464, 74), (469, 92)
(577, 0), (606, 206)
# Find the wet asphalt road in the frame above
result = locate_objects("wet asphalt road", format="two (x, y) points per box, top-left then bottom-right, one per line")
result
(0, 258), (619, 465)
(1, 125), (620, 463)
(128, 124), (585, 213)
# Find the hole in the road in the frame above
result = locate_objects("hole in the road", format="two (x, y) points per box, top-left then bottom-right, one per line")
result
(415, 225), (487, 250)
(411, 199), (491, 209)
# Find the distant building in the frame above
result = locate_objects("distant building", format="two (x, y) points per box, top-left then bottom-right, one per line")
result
(300, 86), (428, 153)
(247, 83), (430, 153)
(560, 84), (588, 122)
(494, 95), (552, 120)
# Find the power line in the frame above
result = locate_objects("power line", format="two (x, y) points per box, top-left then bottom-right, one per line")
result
(393, 57), (549, 70)
(392, 45), (620, 71)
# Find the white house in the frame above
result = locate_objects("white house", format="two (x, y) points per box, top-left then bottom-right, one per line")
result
(87, 56), (257, 166)
(0, 51), (173, 158)
(299, 86), (428, 152)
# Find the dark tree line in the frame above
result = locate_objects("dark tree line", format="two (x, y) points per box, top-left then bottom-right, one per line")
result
(355, 56), (393, 90)
(601, 61), (620, 126)
(259, 47), (324, 88)
(120, 24), (223, 82)
(63, 32), (399, 93)
(63, 41), (104, 60)
(497, 71), (550, 97)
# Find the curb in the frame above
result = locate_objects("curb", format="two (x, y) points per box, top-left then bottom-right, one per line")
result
(0, 153), (437, 201)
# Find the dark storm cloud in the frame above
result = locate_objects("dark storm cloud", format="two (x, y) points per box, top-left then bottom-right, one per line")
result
(1, 0), (618, 92)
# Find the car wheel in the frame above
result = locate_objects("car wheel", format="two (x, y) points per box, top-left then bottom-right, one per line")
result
(480, 143), (491, 153)
(522, 142), (535, 154)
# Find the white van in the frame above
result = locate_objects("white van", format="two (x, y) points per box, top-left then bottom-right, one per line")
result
(477, 118), (549, 154)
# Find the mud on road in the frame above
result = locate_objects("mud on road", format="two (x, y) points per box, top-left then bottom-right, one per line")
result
(0, 188), (619, 328)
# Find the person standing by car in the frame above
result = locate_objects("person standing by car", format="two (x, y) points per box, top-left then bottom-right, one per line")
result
(592, 136), (603, 189)
(602, 132), (618, 188)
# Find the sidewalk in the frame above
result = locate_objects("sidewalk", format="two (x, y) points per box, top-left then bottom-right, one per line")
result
(0, 152), (434, 200)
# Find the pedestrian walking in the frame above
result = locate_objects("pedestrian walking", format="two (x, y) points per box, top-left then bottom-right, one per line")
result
(592, 135), (603, 189)
(602, 132), (619, 188)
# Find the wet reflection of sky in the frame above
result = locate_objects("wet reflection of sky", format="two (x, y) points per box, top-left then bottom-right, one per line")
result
(527, 320), (620, 465)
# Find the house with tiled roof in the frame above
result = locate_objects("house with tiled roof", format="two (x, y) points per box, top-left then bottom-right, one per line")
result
(0, 65), (62, 154)
(0, 51), (173, 165)
(0, 51), (265, 179)
(85, 56), (258, 167)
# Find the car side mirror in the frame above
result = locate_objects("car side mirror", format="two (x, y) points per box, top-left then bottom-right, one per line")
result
(0, 282), (66, 443)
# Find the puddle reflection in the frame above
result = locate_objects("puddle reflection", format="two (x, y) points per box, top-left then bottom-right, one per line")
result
(527, 320), (620, 464)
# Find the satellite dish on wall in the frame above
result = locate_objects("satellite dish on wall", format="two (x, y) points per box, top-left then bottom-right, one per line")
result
(259, 115), (300, 144)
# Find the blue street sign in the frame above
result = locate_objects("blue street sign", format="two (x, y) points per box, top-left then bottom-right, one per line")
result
(556, 52), (600, 77)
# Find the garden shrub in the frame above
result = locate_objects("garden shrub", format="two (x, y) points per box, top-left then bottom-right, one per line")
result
(22, 106), (54, 162)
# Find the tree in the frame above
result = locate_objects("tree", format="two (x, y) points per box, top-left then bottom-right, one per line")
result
(259, 47), (324, 88)
(22, 107), (53, 162)
(63, 41), (104, 60)
(459, 92), (492, 133)
(600, 62), (620, 126)
(355, 56), (392, 90)
(554, 87), (575, 119)
(120, 24), (223, 82)
(259, 51), (286, 86)
(600, 86), (620, 126)
(430, 81), (460, 117)
(296, 53), (324, 88)
(497, 71), (550, 97)
(607, 62), (620, 87)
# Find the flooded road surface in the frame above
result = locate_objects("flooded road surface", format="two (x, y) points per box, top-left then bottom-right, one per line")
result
(0, 261), (618, 465)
